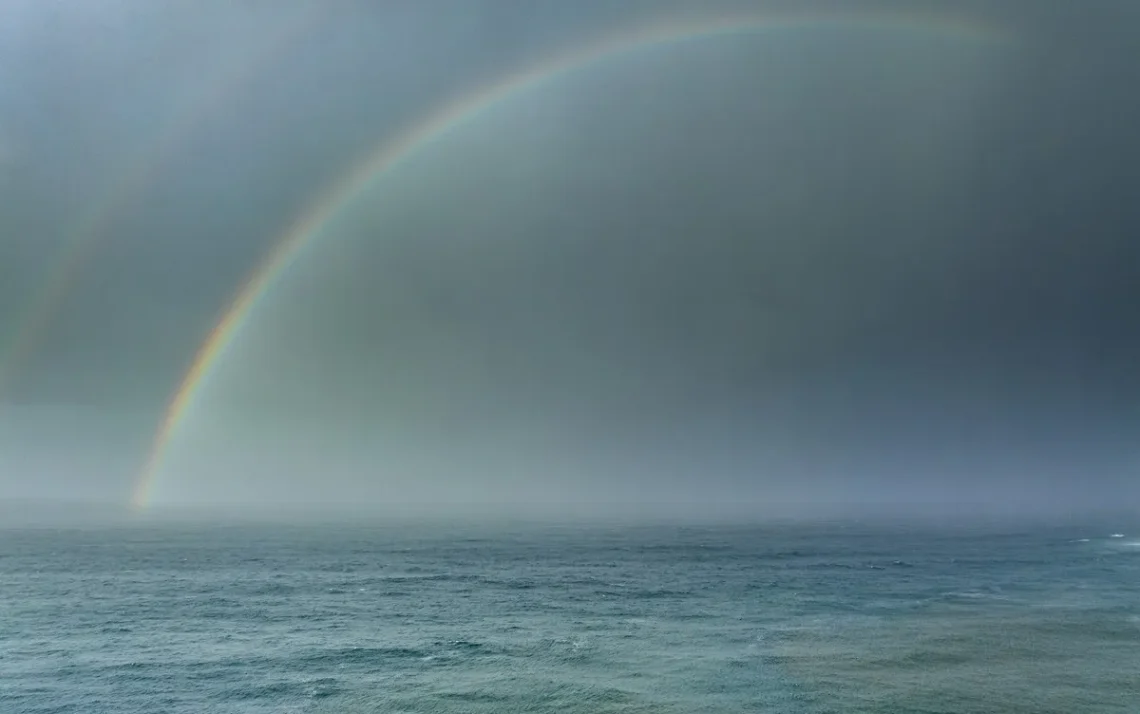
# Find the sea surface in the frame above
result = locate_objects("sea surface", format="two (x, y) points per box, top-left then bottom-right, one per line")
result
(2, 518), (1138, 713)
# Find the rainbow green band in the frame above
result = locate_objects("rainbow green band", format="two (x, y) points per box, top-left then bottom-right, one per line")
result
(132, 9), (1008, 509)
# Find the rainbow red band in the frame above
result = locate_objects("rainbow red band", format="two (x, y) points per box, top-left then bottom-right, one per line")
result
(132, 9), (1009, 509)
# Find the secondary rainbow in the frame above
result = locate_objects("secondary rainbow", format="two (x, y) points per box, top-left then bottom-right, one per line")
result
(0, 4), (326, 397)
(132, 9), (1009, 509)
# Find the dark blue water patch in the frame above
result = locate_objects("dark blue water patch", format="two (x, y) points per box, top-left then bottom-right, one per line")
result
(434, 638), (495, 651)
(433, 688), (515, 703)
(218, 677), (342, 701)
(479, 575), (540, 589)
(298, 644), (431, 667)
(593, 587), (696, 599)
(305, 677), (342, 698)
(244, 582), (299, 596)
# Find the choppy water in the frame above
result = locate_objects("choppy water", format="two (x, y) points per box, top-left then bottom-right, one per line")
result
(2, 519), (1138, 713)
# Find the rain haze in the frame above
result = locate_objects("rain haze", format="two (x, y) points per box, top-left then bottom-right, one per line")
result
(1, 0), (1138, 523)
(5, 4), (1140, 713)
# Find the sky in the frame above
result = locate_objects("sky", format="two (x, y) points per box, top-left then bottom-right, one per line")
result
(0, 0), (1137, 520)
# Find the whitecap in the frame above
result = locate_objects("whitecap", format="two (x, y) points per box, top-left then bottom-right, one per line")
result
(1109, 533), (1125, 538)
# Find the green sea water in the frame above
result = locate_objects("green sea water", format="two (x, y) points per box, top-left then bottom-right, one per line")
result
(2, 519), (1137, 713)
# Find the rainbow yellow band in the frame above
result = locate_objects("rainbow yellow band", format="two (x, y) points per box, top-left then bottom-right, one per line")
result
(132, 9), (1009, 509)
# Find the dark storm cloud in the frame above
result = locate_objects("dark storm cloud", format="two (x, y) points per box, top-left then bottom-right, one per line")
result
(1, 1), (1137, 514)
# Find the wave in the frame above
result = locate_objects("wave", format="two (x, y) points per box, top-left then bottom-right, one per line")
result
(298, 645), (431, 667)
(221, 677), (341, 701)
(308, 683), (670, 714)
(939, 589), (1014, 603)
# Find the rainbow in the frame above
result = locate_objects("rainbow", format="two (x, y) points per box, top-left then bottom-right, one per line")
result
(0, 4), (326, 397)
(132, 8), (1010, 509)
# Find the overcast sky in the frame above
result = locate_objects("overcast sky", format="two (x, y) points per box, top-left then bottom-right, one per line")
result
(0, 0), (1137, 520)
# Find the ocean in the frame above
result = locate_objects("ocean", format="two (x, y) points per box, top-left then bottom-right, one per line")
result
(2, 518), (1137, 713)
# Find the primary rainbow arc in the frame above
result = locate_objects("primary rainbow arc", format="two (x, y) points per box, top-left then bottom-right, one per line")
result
(132, 9), (1009, 510)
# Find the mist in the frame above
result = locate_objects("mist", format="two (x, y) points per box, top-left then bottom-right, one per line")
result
(1, 1), (1138, 523)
